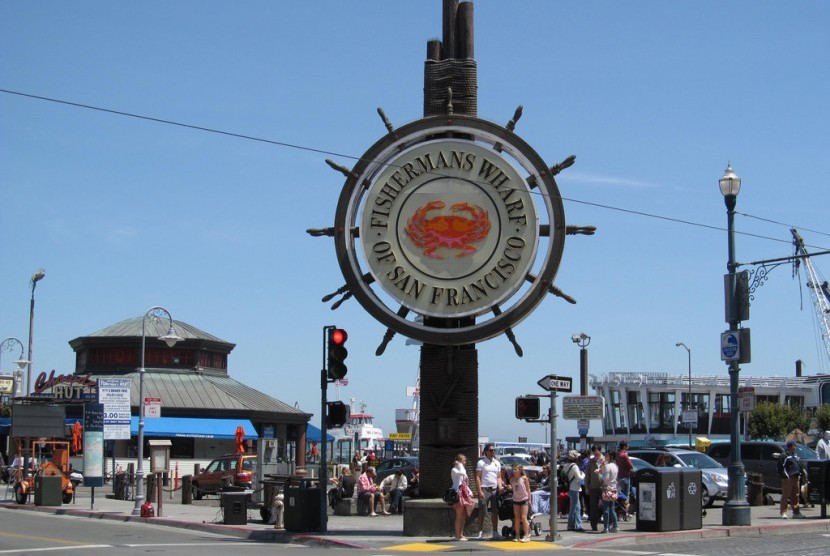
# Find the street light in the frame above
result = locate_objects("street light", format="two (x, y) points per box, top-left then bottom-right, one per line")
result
(132, 306), (183, 516)
(0, 337), (25, 374)
(26, 269), (45, 396)
(720, 163), (750, 526)
(1, 337), (28, 398)
(675, 342), (692, 448)
(571, 332), (590, 395)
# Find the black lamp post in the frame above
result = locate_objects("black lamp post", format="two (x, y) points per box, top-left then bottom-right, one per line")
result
(720, 163), (751, 526)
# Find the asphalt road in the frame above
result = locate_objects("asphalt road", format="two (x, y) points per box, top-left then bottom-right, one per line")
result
(0, 508), (296, 555)
(4, 505), (830, 556)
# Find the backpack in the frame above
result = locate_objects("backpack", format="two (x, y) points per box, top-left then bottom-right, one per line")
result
(559, 462), (573, 483)
(777, 453), (789, 479)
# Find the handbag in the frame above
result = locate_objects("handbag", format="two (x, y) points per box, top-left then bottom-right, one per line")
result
(443, 487), (459, 505)
(601, 488), (618, 502)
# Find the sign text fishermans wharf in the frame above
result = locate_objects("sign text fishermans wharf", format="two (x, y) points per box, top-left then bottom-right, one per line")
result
(360, 140), (538, 318)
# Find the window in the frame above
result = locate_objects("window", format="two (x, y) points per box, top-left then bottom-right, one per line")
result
(626, 391), (645, 432)
(708, 445), (729, 459)
(648, 392), (675, 433)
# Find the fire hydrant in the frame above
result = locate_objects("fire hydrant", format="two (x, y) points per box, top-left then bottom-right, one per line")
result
(272, 493), (284, 530)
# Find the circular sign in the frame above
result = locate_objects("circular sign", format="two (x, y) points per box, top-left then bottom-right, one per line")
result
(359, 139), (538, 319)
(333, 115), (566, 346)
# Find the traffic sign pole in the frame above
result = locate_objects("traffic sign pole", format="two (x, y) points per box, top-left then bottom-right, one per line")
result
(548, 389), (559, 542)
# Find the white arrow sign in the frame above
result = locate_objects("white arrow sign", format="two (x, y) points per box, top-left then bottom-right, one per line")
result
(537, 374), (573, 392)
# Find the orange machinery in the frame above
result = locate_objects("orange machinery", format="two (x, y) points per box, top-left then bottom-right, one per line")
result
(12, 439), (74, 504)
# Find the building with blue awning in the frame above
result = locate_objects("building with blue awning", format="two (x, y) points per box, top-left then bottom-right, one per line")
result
(17, 315), (319, 466)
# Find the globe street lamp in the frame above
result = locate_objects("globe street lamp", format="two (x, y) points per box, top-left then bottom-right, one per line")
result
(26, 269), (45, 395)
(720, 163), (750, 526)
(132, 306), (183, 516)
(0, 337), (25, 375)
(675, 342), (692, 448)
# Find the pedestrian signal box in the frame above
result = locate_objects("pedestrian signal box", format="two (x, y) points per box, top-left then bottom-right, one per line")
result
(515, 396), (541, 420)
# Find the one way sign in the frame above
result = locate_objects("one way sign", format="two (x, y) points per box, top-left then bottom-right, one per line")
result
(537, 374), (573, 392)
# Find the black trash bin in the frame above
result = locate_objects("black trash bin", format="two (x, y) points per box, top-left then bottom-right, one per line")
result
(807, 460), (830, 508)
(746, 472), (765, 506)
(679, 468), (702, 530)
(283, 486), (323, 532)
(636, 467), (681, 532)
(34, 475), (63, 506)
(222, 492), (250, 525)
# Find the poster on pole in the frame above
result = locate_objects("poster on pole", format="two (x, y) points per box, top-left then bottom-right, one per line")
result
(97, 378), (131, 440)
(83, 403), (105, 488)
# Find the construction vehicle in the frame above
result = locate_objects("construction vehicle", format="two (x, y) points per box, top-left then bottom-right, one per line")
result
(11, 439), (74, 504)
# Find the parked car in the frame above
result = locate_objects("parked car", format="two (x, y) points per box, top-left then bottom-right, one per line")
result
(500, 455), (543, 487)
(705, 440), (818, 493)
(495, 447), (534, 461)
(629, 448), (727, 508)
(191, 453), (256, 500)
(374, 456), (419, 484)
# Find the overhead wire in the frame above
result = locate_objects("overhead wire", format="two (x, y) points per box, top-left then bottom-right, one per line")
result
(2, 87), (829, 251)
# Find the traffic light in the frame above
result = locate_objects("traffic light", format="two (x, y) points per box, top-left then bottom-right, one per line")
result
(515, 396), (540, 420)
(327, 328), (348, 380)
(327, 401), (349, 428)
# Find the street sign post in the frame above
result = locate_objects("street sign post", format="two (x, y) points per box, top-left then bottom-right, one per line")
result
(738, 386), (756, 412)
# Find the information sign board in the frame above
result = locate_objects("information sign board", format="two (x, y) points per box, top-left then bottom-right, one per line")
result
(562, 396), (605, 420)
(97, 378), (131, 440)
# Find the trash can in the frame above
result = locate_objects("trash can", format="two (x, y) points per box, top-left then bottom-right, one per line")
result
(679, 468), (702, 530)
(34, 475), (63, 506)
(807, 460), (830, 507)
(283, 486), (322, 532)
(221, 492), (249, 525)
(746, 472), (765, 506)
(636, 467), (680, 532)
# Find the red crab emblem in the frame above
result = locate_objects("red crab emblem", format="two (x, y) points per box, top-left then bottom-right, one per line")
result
(405, 200), (491, 259)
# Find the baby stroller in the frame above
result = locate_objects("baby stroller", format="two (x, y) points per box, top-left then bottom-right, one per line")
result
(498, 492), (542, 539)
(614, 486), (640, 521)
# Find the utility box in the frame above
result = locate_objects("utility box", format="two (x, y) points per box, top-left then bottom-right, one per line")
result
(222, 492), (249, 525)
(636, 467), (701, 532)
(34, 475), (63, 506)
(283, 486), (322, 532)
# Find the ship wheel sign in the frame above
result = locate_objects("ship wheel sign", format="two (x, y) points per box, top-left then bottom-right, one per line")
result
(309, 112), (594, 354)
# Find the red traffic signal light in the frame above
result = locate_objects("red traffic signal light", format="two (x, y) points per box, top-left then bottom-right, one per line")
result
(515, 396), (540, 420)
(327, 328), (348, 380)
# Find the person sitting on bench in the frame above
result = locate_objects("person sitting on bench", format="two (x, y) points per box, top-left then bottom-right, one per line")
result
(357, 466), (389, 516)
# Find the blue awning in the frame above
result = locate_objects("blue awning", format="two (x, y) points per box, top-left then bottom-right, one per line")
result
(306, 423), (334, 443)
(129, 417), (257, 439)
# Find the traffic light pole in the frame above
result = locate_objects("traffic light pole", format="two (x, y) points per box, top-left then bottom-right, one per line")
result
(319, 325), (334, 535)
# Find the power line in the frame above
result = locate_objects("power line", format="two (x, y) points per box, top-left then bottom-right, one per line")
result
(3, 87), (828, 251)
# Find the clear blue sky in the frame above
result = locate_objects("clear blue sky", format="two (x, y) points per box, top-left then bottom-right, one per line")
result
(2, 1), (829, 444)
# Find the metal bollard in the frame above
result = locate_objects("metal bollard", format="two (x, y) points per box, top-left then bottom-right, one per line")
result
(182, 475), (192, 504)
(146, 474), (156, 503)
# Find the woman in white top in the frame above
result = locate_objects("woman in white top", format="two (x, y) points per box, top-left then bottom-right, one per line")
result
(597, 450), (619, 533)
(451, 454), (474, 541)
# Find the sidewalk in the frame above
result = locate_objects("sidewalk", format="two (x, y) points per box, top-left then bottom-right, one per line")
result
(2, 487), (830, 550)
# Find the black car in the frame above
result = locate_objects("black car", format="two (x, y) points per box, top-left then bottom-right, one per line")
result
(705, 441), (818, 493)
(374, 456), (418, 484)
